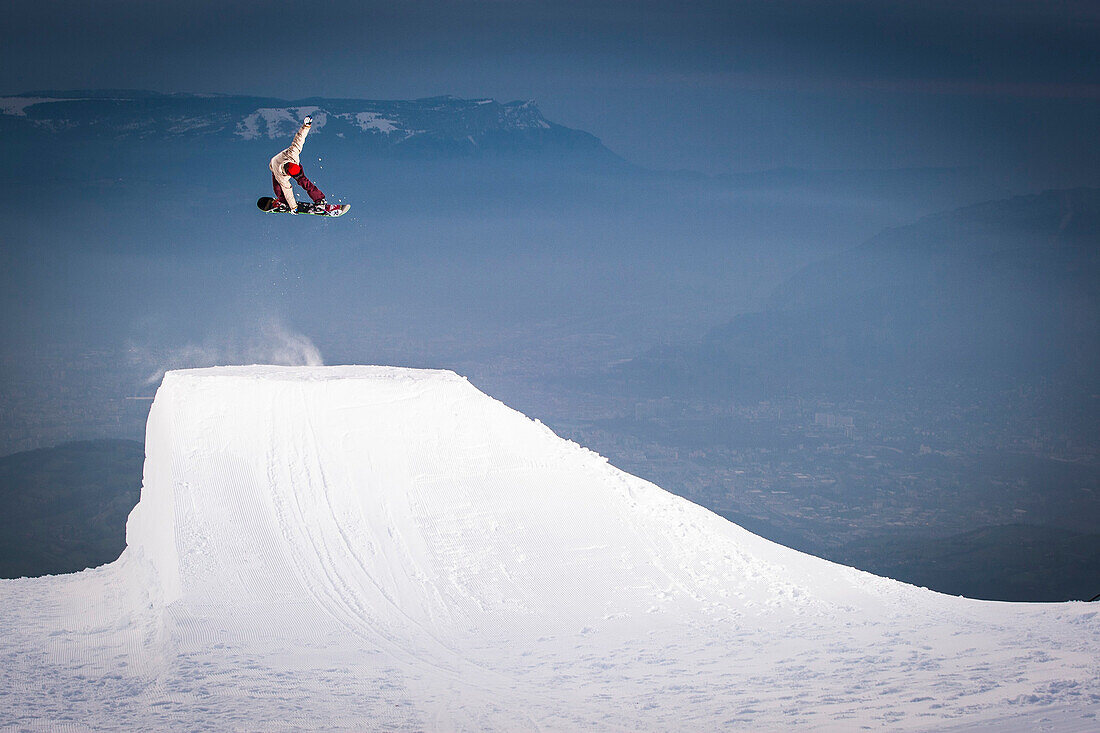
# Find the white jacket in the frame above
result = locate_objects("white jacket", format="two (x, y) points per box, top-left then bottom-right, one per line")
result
(269, 120), (311, 209)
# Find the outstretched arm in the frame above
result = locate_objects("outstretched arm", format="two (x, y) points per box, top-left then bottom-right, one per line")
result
(288, 117), (312, 158)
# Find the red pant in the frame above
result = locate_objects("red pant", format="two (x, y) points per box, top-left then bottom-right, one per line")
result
(272, 170), (325, 207)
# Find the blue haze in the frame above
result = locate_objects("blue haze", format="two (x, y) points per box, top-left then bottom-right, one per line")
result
(1, 1), (1098, 598)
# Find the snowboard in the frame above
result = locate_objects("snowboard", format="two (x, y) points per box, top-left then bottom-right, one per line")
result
(257, 197), (350, 217)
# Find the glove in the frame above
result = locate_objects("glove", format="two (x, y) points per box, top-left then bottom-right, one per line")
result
(303, 115), (312, 126)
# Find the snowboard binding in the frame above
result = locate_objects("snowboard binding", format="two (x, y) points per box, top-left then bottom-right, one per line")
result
(257, 196), (350, 217)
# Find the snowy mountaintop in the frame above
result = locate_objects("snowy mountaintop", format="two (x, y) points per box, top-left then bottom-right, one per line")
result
(0, 90), (602, 158)
(0, 95), (91, 116)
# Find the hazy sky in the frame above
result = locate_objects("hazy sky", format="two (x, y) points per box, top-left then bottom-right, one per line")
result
(4, 0), (1099, 176)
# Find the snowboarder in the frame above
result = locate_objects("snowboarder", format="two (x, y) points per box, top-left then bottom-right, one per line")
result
(268, 115), (328, 214)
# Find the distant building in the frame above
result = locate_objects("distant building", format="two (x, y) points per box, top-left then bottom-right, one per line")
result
(815, 413), (854, 430)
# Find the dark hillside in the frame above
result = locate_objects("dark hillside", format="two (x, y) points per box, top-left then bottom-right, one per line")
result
(0, 440), (144, 578)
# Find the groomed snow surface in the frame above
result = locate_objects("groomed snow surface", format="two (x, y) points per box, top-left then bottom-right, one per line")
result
(2, 366), (1097, 731)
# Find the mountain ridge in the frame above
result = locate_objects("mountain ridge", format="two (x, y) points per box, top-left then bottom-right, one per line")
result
(619, 186), (1100, 400)
(0, 90), (622, 162)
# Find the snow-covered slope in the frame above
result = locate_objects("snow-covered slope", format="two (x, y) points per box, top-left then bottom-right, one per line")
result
(2, 366), (1097, 731)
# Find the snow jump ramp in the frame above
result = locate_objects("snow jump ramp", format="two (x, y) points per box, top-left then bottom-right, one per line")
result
(2, 366), (1097, 731)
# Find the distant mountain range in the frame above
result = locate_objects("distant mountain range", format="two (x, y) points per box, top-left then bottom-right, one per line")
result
(0, 90), (620, 162)
(619, 187), (1100, 400)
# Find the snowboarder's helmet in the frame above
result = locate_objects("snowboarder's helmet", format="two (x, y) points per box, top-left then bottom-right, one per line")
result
(285, 162), (302, 176)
